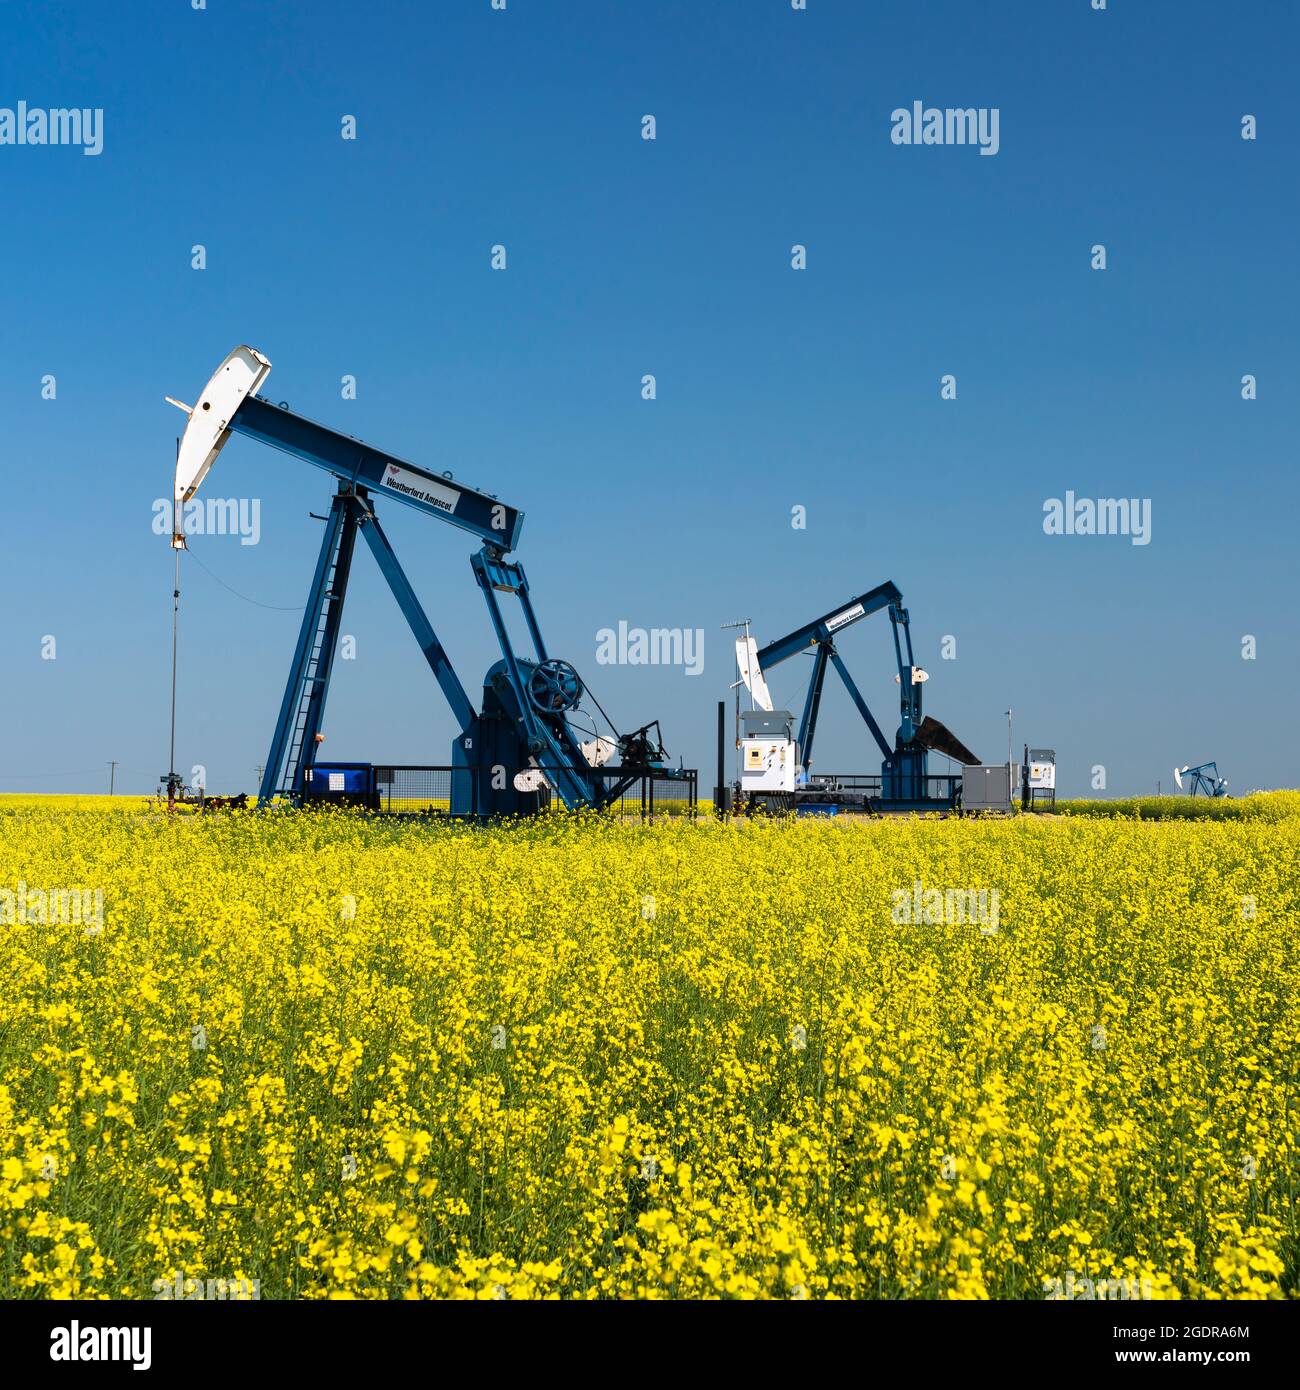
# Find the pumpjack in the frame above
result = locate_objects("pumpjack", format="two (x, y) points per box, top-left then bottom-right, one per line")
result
(1174, 762), (1228, 797)
(733, 583), (978, 813)
(167, 346), (688, 815)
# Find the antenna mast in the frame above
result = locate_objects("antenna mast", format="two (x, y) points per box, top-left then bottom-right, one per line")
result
(721, 618), (754, 791)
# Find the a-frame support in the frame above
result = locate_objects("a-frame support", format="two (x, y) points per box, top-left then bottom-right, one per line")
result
(260, 484), (675, 814)
(259, 487), (359, 804)
(258, 486), (477, 805)
(796, 643), (830, 771)
(827, 649), (894, 762)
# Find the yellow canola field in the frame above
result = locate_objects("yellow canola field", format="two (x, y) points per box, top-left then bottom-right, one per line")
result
(0, 801), (1296, 1300)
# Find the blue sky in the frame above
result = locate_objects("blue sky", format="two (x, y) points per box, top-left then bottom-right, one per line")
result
(1, 0), (1296, 797)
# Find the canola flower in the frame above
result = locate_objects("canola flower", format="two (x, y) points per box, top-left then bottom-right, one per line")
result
(0, 797), (1296, 1299)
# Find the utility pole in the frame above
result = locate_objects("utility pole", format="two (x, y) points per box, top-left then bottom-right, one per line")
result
(108, 761), (118, 796)
(254, 765), (264, 787)
(166, 436), (184, 812)
(714, 702), (726, 818)
(1005, 709), (1013, 809)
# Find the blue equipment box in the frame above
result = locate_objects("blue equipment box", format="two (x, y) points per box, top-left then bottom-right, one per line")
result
(302, 762), (378, 807)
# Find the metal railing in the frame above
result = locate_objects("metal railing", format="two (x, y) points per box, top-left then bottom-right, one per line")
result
(604, 770), (698, 819)
(801, 772), (963, 808)
(372, 765), (512, 816)
(371, 765), (696, 819)
(805, 772), (882, 793)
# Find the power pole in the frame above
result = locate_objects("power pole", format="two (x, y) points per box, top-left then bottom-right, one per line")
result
(108, 761), (118, 796)
(1005, 709), (1013, 807)
(254, 765), (264, 788)
(166, 437), (184, 812)
(714, 702), (726, 818)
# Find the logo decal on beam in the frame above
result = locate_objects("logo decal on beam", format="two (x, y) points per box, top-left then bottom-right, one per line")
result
(380, 462), (460, 516)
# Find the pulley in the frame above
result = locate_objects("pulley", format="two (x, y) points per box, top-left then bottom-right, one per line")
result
(526, 658), (583, 716)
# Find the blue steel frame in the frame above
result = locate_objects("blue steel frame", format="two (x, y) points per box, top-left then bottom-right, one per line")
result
(230, 395), (524, 552)
(241, 395), (678, 812)
(258, 488), (356, 804)
(752, 582), (922, 777)
(469, 550), (594, 809)
(257, 485), (481, 804)
(1180, 762), (1227, 797)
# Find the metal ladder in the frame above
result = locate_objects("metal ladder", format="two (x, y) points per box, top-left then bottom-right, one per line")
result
(260, 493), (359, 805)
(277, 541), (343, 797)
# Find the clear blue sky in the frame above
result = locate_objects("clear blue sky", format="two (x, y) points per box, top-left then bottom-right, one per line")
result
(1, 0), (1296, 797)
